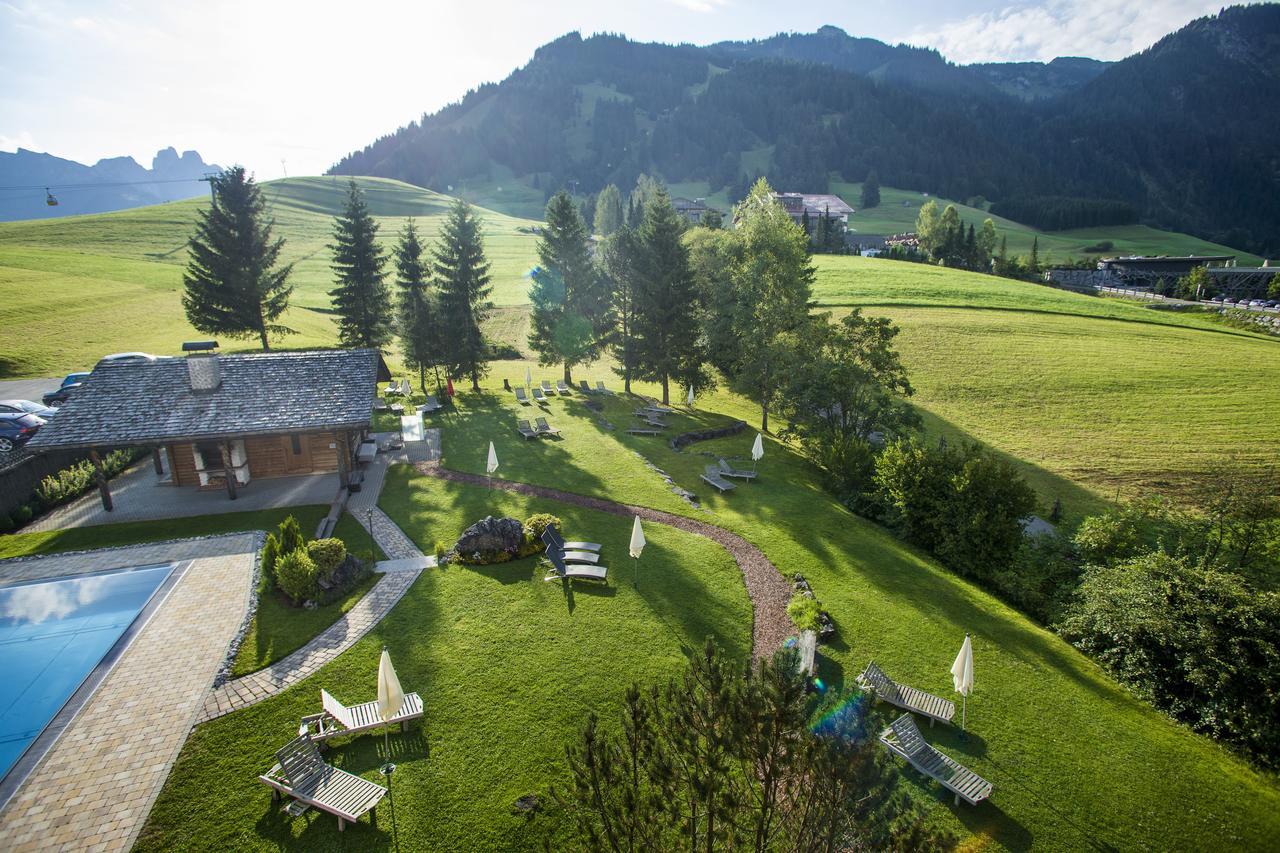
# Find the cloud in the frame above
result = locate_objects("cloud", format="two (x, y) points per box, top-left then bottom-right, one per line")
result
(665, 0), (729, 12)
(904, 0), (1227, 64)
(0, 130), (39, 152)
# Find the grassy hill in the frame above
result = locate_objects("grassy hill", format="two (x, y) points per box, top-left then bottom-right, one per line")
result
(0, 176), (542, 377)
(809, 255), (1280, 515)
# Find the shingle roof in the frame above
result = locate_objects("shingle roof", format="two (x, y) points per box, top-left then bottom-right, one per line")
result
(27, 349), (379, 451)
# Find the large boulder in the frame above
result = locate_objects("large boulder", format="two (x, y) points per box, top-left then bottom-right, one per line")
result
(455, 515), (525, 563)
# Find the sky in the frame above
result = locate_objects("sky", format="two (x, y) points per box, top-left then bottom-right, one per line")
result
(0, 0), (1233, 179)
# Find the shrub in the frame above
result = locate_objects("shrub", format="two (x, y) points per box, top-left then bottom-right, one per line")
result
(275, 548), (318, 604)
(520, 513), (562, 558)
(260, 533), (280, 587)
(434, 541), (449, 562)
(13, 504), (33, 524)
(278, 515), (304, 557)
(787, 594), (822, 631)
(306, 538), (347, 582)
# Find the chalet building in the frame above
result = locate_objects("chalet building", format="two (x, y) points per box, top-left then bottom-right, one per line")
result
(26, 346), (388, 506)
(771, 192), (855, 226)
(672, 197), (709, 224)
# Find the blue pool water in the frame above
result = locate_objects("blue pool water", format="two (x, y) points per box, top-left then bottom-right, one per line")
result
(0, 564), (173, 780)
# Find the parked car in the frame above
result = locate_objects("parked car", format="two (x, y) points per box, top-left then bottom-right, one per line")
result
(0, 399), (57, 418)
(43, 372), (90, 407)
(98, 352), (170, 364)
(0, 412), (44, 453)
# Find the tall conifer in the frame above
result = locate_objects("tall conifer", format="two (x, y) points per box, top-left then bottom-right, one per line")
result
(435, 198), (493, 390)
(329, 181), (393, 349)
(182, 166), (294, 350)
(394, 220), (441, 394)
(528, 191), (606, 384)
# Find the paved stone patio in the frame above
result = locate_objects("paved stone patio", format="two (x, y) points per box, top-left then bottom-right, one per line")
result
(26, 464), (340, 532)
(0, 535), (258, 853)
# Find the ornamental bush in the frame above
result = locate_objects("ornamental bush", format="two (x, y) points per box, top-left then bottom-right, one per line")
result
(275, 548), (318, 604)
(787, 594), (822, 631)
(277, 515), (304, 557)
(260, 533), (280, 587)
(306, 538), (347, 581)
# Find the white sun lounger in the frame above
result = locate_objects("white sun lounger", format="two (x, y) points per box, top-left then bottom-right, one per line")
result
(300, 688), (424, 741)
(533, 387), (547, 402)
(515, 387), (530, 404)
(857, 661), (955, 726)
(563, 550), (599, 564)
(879, 713), (992, 806)
(541, 380), (554, 395)
(544, 564), (609, 583)
(259, 734), (386, 831)
(563, 541), (601, 551)
(557, 380), (571, 394)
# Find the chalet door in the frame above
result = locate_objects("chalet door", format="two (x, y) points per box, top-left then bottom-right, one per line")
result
(283, 433), (311, 474)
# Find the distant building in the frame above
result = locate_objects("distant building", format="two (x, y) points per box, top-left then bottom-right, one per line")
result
(1048, 254), (1236, 291)
(771, 192), (855, 226)
(672, 197), (709, 224)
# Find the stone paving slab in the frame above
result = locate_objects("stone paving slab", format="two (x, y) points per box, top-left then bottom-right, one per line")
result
(0, 536), (258, 853)
(196, 568), (421, 723)
(376, 555), (437, 572)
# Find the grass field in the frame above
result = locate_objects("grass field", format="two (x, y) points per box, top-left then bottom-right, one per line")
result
(134, 471), (752, 850)
(0, 176), (542, 377)
(130, 386), (1280, 851)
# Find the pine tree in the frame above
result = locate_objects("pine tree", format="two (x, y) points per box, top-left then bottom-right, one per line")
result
(593, 183), (624, 236)
(861, 169), (881, 209)
(601, 227), (640, 394)
(434, 198), (493, 390)
(1029, 235), (1041, 273)
(329, 181), (393, 349)
(965, 223), (977, 269)
(394, 220), (441, 395)
(182, 166), (294, 350)
(631, 190), (706, 404)
(528, 191), (606, 384)
(996, 234), (1009, 275)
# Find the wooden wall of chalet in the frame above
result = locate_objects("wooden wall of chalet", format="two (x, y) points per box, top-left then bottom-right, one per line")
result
(168, 430), (348, 488)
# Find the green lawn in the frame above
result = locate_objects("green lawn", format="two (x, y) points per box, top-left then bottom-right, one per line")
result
(0, 176), (542, 378)
(135, 471), (752, 850)
(133, 386), (1280, 850)
(229, 513), (386, 677)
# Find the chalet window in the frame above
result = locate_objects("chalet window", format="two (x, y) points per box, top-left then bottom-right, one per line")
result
(195, 441), (224, 469)
(290, 434), (303, 454)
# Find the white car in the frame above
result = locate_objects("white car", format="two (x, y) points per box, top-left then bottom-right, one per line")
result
(98, 352), (172, 364)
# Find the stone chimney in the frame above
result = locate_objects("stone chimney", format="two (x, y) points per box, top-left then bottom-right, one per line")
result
(181, 340), (221, 391)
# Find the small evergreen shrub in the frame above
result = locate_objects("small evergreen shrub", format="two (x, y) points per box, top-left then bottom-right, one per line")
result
(278, 515), (304, 556)
(0, 513), (13, 533)
(520, 513), (562, 557)
(787, 594), (822, 631)
(275, 548), (318, 604)
(306, 538), (347, 580)
(13, 504), (33, 524)
(434, 540), (449, 562)
(260, 533), (280, 587)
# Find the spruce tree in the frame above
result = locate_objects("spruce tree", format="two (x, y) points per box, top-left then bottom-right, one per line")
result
(394, 220), (441, 395)
(601, 227), (640, 394)
(329, 181), (393, 349)
(1029, 235), (1041, 273)
(631, 190), (705, 404)
(435, 198), (493, 391)
(861, 169), (881, 209)
(593, 183), (624, 236)
(528, 191), (606, 384)
(182, 166), (294, 350)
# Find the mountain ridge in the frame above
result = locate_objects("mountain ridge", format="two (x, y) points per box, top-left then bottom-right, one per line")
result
(331, 6), (1279, 255)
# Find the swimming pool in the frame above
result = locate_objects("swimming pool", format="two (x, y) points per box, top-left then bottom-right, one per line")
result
(0, 563), (175, 781)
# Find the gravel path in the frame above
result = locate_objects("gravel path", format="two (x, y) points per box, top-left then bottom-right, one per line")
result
(416, 462), (794, 660)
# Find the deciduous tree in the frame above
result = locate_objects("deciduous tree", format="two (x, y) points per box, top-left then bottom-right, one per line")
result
(593, 183), (624, 236)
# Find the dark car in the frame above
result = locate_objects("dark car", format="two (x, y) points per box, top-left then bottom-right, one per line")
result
(0, 412), (44, 453)
(43, 372), (91, 407)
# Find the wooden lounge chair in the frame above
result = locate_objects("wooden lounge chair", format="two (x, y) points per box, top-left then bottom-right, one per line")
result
(544, 563), (609, 583)
(515, 387), (530, 404)
(596, 381), (613, 395)
(541, 380), (555, 395)
(627, 427), (663, 436)
(879, 714), (992, 806)
(517, 419), (538, 439)
(701, 465), (736, 492)
(259, 734), (386, 831)
(557, 380), (571, 394)
(533, 387), (547, 402)
(373, 398), (389, 411)
(563, 550), (599, 564)
(579, 379), (592, 394)
(718, 458), (758, 480)
(856, 661), (955, 726)
(384, 381), (399, 396)
(564, 541), (601, 551)
(644, 399), (675, 414)
(535, 417), (561, 437)
(419, 395), (443, 413)
(300, 688), (424, 741)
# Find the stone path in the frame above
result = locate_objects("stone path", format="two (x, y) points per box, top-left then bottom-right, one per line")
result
(197, 431), (440, 721)
(196, 569), (419, 722)
(416, 462), (794, 660)
(0, 535), (258, 853)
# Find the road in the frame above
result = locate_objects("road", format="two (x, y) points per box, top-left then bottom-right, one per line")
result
(0, 378), (60, 404)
